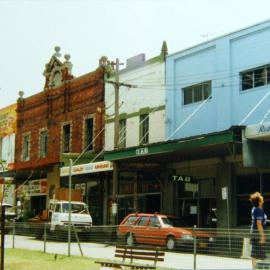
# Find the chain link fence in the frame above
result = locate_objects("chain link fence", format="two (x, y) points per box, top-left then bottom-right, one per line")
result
(4, 222), (259, 269)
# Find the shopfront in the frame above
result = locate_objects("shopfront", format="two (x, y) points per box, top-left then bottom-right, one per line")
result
(105, 128), (242, 228)
(60, 160), (113, 225)
(16, 179), (48, 218)
(117, 170), (161, 222)
(174, 176), (216, 227)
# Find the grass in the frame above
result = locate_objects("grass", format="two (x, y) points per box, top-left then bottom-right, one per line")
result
(5, 248), (100, 270)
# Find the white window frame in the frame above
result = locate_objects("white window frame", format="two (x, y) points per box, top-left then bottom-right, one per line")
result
(61, 122), (72, 153)
(241, 65), (270, 91)
(182, 81), (212, 105)
(39, 128), (48, 158)
(139, 114), (149, 145)
(22, 132), (31, 161)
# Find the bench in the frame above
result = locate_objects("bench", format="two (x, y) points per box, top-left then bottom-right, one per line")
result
(95, 245), (165, 269)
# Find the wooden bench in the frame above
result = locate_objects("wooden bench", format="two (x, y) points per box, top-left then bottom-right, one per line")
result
(95, 245), (165, 269)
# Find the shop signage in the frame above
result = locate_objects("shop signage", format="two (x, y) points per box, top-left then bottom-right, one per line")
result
(135, 147), (148, 156)
(60, 161), (114, 176)
(222, 186), (228, 200)
(0, 178), (15, 206)
(0, 104), (16, 137)
(169, 175), (193, 183)
(245, 122), (270, 140)
(28, 179), (47, 196)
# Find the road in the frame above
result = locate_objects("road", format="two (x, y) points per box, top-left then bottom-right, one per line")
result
(5, 235), (252, 269)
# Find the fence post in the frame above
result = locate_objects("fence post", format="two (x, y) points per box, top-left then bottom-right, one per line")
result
(193, 225), (197, 270)
(43, 223), (47, 253)
(12, 219), (15, 249)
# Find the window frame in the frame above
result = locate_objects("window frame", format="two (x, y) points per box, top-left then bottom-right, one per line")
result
(84, 117), (94, 152)
(39, 128), (48, 158)
(22, 132), (31, 161)
(182, 81), (212, 105)
(241, 65), (270, 91)
(139, 114), (149, 145)
(61, 122), (71, 153)
(119, 119), (126, 148)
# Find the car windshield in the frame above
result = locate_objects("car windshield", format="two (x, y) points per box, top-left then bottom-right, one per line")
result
(62, 203), (89, 214)
(161, 217), (188, 227)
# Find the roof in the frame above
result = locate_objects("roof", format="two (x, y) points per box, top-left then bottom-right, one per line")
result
(168, 19), (270, 58)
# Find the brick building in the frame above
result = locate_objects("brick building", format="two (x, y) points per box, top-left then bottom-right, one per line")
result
(14, 47), (105, 219)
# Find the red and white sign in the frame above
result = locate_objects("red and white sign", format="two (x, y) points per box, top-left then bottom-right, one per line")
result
(60, 161), (113, 177)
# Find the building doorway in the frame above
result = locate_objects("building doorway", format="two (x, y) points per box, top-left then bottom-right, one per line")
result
(138, 194), (161, 213)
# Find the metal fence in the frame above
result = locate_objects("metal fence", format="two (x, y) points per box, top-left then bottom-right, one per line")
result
(4, 222), (259, 269)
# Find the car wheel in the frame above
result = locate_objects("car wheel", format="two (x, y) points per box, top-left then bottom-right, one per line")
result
(167, 236), (176, 250)
(126, 233), (134, 246)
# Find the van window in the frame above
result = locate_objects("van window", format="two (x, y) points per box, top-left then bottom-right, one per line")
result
(55, 204), (61, 213)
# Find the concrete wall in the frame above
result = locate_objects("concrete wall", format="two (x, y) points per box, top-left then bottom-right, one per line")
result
(105, 60), (165, 151)
(166, 20), (270, 140)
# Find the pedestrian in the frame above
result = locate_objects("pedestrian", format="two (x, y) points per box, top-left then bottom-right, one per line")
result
(249, 192), (267, 269)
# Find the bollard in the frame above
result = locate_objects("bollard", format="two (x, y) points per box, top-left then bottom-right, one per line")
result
(43, 223), (47, 253)
(12, 219), (15, 248)
(193, 225), (197, 270)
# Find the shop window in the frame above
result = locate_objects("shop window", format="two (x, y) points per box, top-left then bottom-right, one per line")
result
(236, 196), (251, 225)
(139, 114), (149, 145)
(62, 124), (71, 153)
(85, 118), (93, 151)
(118, 197), (134, 223)
(119, 119), (126, 148)
(137, 172), (160, 193)
(178, 179), (198, 198)
(22, 133), (31, 161)
(39, 129), (48, 158)
(236, 174), (260, 194)
(119, 172), (135, 194)
(262, 173), (270, 193)
(183, 81), (211, 105)
(241, 65), (270, 91)
(236, 174), (263, 226)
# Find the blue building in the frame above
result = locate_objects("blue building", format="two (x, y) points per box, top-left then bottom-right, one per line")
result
(105, 20), (270, 228)
(164, 20), (270, 227)
(166, 19), (270, 140)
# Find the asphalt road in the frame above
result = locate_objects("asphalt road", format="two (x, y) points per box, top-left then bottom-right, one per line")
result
(5, 235), (252, 269)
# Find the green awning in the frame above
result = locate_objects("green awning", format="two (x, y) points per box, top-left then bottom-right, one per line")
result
(104, 129), (238, 161)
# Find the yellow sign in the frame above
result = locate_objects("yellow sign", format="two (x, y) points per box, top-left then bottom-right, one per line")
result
(0, 104), (16, 137)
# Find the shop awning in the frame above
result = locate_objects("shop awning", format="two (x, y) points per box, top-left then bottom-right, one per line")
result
(104, 129), (239, 161)
(60, 160), (113, 177)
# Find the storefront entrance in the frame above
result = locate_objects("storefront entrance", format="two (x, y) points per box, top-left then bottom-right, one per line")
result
(177, 178), (216, 227)
(117, 170), (161, 222)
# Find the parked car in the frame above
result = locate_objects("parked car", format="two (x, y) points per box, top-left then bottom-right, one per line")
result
(118, 213), (214, 250)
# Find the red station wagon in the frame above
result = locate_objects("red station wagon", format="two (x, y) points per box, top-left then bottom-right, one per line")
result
(118, 213), (213, 250)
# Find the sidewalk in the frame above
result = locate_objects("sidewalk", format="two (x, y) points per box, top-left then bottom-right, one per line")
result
(5, 235), (252, 269)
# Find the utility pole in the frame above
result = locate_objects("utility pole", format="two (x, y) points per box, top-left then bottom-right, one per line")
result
(112, 59), (120, 225)
(107, 59), (137, 225)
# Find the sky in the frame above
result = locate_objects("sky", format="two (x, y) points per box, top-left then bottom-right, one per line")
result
(1, 0), (270, 108)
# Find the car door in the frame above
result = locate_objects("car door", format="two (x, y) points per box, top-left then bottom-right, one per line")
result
(147, 216), (165, 246)
(133, 216), (150, 244)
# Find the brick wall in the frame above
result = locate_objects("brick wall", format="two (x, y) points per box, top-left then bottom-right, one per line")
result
(15, 68), (105, 170)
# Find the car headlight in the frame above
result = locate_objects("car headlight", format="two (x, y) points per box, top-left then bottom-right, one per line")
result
(181, 234), (194, 241)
